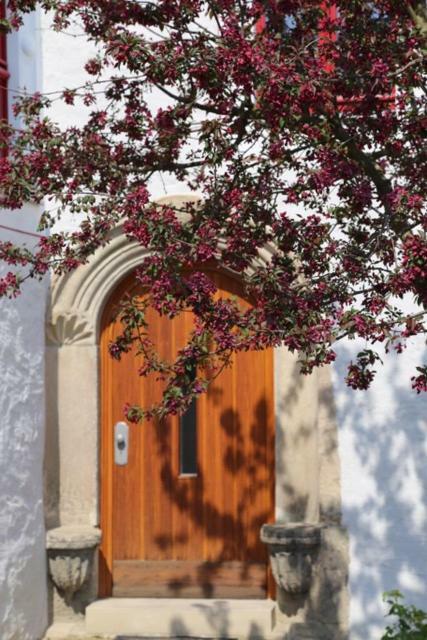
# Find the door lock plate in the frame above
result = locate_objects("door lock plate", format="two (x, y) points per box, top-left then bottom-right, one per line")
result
(114, 421), (129, 465)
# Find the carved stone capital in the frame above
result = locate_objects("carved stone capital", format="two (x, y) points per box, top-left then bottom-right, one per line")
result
(46, 526), (101, 603)
(261, 523), (321, 594)
(46, 311), (95, 346)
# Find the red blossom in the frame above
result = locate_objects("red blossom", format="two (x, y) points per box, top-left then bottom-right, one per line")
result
(0, 0), (425, 417)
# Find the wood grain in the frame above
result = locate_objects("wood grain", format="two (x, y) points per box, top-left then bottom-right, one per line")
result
(100, 270), (275, 599)
(113, 560), (267, 599)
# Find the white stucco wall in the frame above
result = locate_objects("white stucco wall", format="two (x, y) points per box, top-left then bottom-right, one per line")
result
(0, 233), (48, 640)
(334, 334), (427, 639)
(0, 13), (48, 640)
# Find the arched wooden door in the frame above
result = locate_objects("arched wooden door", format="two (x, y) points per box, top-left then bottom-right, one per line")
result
(99, 270), (275, 599)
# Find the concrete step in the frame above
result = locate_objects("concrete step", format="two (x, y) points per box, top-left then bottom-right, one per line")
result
(85, 598), (276, 639)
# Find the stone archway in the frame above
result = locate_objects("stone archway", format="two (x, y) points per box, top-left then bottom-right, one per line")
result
(43, 194), (349, 639)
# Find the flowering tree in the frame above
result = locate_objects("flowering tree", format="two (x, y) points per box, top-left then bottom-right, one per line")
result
(0, 1), (426, 419)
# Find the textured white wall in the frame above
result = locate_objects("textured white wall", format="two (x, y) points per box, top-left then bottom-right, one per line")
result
(0, 12), (48, 640)
(0, 244), (48, 640)
(334, 333), (427, 639)
(0, 211), (49, 640)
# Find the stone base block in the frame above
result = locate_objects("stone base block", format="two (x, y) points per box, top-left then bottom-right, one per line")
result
(86, 598), (276, 639)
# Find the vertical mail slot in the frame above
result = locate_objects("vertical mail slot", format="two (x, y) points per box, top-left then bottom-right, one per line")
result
(114, 421), (129, 466)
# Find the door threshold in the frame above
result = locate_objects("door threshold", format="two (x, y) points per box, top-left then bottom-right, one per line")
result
(86, 598), (276, 640)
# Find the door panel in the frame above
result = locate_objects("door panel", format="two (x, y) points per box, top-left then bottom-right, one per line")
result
(99, 270), (275, 598)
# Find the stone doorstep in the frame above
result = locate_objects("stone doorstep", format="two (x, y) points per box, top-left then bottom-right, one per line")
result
(43, 626), (220, 640)
(85, 598), (276, 639)
(43, 626), (221, 640)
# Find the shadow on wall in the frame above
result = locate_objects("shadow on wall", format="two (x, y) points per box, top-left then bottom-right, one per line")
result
(333, 338), (427, 640)
(274, 358), (349, 640)
(275, 356), (314, 523)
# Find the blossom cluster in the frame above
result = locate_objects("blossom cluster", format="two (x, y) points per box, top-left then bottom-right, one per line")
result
(1, 0), (426, 417)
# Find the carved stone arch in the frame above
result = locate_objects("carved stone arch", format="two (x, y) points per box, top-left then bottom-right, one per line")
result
(46, 228), (151, 346)
(46, 193), (275, 347)
(44, 193), (348, 635)
(47, 195), (191, 347)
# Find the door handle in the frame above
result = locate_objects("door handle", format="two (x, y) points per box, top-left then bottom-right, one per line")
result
(114, 421), (129, 465)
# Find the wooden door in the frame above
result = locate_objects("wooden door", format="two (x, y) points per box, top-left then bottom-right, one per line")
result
(99, 270), (274, 599)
